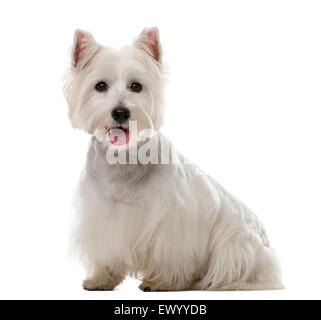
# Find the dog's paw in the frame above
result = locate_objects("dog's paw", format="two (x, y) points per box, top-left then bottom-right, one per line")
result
(82, 279), (115, 291)
(139, 280), (175, 292)
(139, 281), (157, 292)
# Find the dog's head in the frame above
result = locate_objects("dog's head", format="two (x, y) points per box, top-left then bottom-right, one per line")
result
(64, 27), (165, 145)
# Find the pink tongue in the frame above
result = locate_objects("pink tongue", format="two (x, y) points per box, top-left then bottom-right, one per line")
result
(109, 128), (130, 145)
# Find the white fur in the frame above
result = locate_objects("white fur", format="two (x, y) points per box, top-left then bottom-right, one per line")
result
(64, 28), (283, 291)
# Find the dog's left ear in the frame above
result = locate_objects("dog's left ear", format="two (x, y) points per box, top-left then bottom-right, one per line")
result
(134, 27), (162, 64)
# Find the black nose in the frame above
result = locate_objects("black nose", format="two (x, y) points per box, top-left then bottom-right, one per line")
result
(111, 107), (130, 124)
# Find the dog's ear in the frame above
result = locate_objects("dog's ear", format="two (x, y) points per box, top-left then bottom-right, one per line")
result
(134, 27), (161, 63)
(71, 29), (100, 70)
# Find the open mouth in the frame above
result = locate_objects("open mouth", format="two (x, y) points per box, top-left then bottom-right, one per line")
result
(106, 126), (130, 145)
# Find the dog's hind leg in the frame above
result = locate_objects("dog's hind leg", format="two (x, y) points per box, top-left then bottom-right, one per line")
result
(209, 246), (284, 291)
(214, 281), (283, 291)
(231, 246), (284, 291)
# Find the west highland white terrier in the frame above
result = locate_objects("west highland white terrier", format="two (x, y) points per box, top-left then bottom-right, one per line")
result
(64, 27), (283, 291)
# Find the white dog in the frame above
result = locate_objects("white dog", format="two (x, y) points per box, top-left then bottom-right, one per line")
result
(64, 27), (283, 291)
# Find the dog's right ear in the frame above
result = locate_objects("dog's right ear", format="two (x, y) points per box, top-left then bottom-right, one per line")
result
(71, 29), (100, 71)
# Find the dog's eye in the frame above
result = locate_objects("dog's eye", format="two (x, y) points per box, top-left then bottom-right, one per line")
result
(95, 81), (108, 92)
(130, 82), (142, 93)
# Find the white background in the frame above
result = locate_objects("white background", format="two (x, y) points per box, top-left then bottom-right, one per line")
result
(0, 0), (320, 300)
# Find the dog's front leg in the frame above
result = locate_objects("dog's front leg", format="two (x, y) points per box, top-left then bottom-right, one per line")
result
(82, 264), (125, 291)
(139, 268), (194, 292)
(139, 278), (191, 292)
